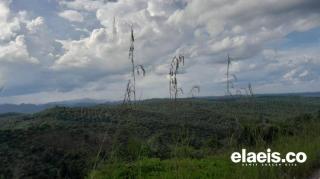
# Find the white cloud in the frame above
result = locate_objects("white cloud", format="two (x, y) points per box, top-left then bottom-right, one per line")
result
(59, 0), (106, 12)
(0, 35), (38, 64)
(26, 16), (45, 33)
(0, 0), (21, 41)
(49, 0), (320, 100)
(0, 0), (10, 21)
(53, 28), (127, 72)
(1, 0), (320, 103)
(59, 10), (84, 22)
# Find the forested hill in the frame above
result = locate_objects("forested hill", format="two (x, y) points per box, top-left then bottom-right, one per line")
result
(1, 92), (319, 114)
(0, 96), (320, 178)
(0, 99), (113, 114)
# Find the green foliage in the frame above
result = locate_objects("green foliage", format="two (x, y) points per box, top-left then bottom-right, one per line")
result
(0, 96), (320, 178)
(89, 157), (232, 179)
(90, 121), (320, 179)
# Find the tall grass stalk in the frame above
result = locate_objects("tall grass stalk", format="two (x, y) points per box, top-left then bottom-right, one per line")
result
(124, 25), (145, 105)
(169, 55), (184, 101)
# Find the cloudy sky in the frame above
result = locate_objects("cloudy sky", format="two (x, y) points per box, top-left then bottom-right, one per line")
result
(0, 0), (319, 104)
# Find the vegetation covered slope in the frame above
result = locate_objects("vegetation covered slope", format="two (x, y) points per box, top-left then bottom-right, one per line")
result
(0, 96), (320, 178)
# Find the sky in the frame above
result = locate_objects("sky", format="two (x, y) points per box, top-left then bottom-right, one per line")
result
(0, 0), (319, 104)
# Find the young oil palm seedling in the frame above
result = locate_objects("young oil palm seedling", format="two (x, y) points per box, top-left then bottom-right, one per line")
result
(169, 55), (185, 101)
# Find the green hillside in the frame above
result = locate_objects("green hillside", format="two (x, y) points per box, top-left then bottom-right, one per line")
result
(0, 96), (320, 178)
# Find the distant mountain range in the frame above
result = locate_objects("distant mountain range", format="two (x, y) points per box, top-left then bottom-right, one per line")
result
(0, 92), (319, 114)
(0, 98), (119, 114)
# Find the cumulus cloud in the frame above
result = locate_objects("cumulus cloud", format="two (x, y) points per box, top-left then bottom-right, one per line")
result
(0, 35), (38, 64)
(0, 0), (320, 103)
(26, 16), (45, 33)
(59, 0), (107, 12)
(0, 1), (39, 66)
(53, 27), (128, 75)
(0, 0), (21, 41)
(59, 10), (84, 22)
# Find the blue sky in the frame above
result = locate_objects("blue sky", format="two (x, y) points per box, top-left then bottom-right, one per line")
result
(0, 0), (319, 104)
(283, 27), (320, 48)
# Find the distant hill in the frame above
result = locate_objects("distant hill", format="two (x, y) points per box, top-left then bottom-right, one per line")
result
(0, 103), (49, 114)
(0, 99), (118, 114)
(0, 92), (319, 114)
(256, 91), (320, 97)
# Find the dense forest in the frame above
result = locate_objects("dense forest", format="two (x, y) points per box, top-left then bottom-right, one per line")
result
(0, 96), (320, 179)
